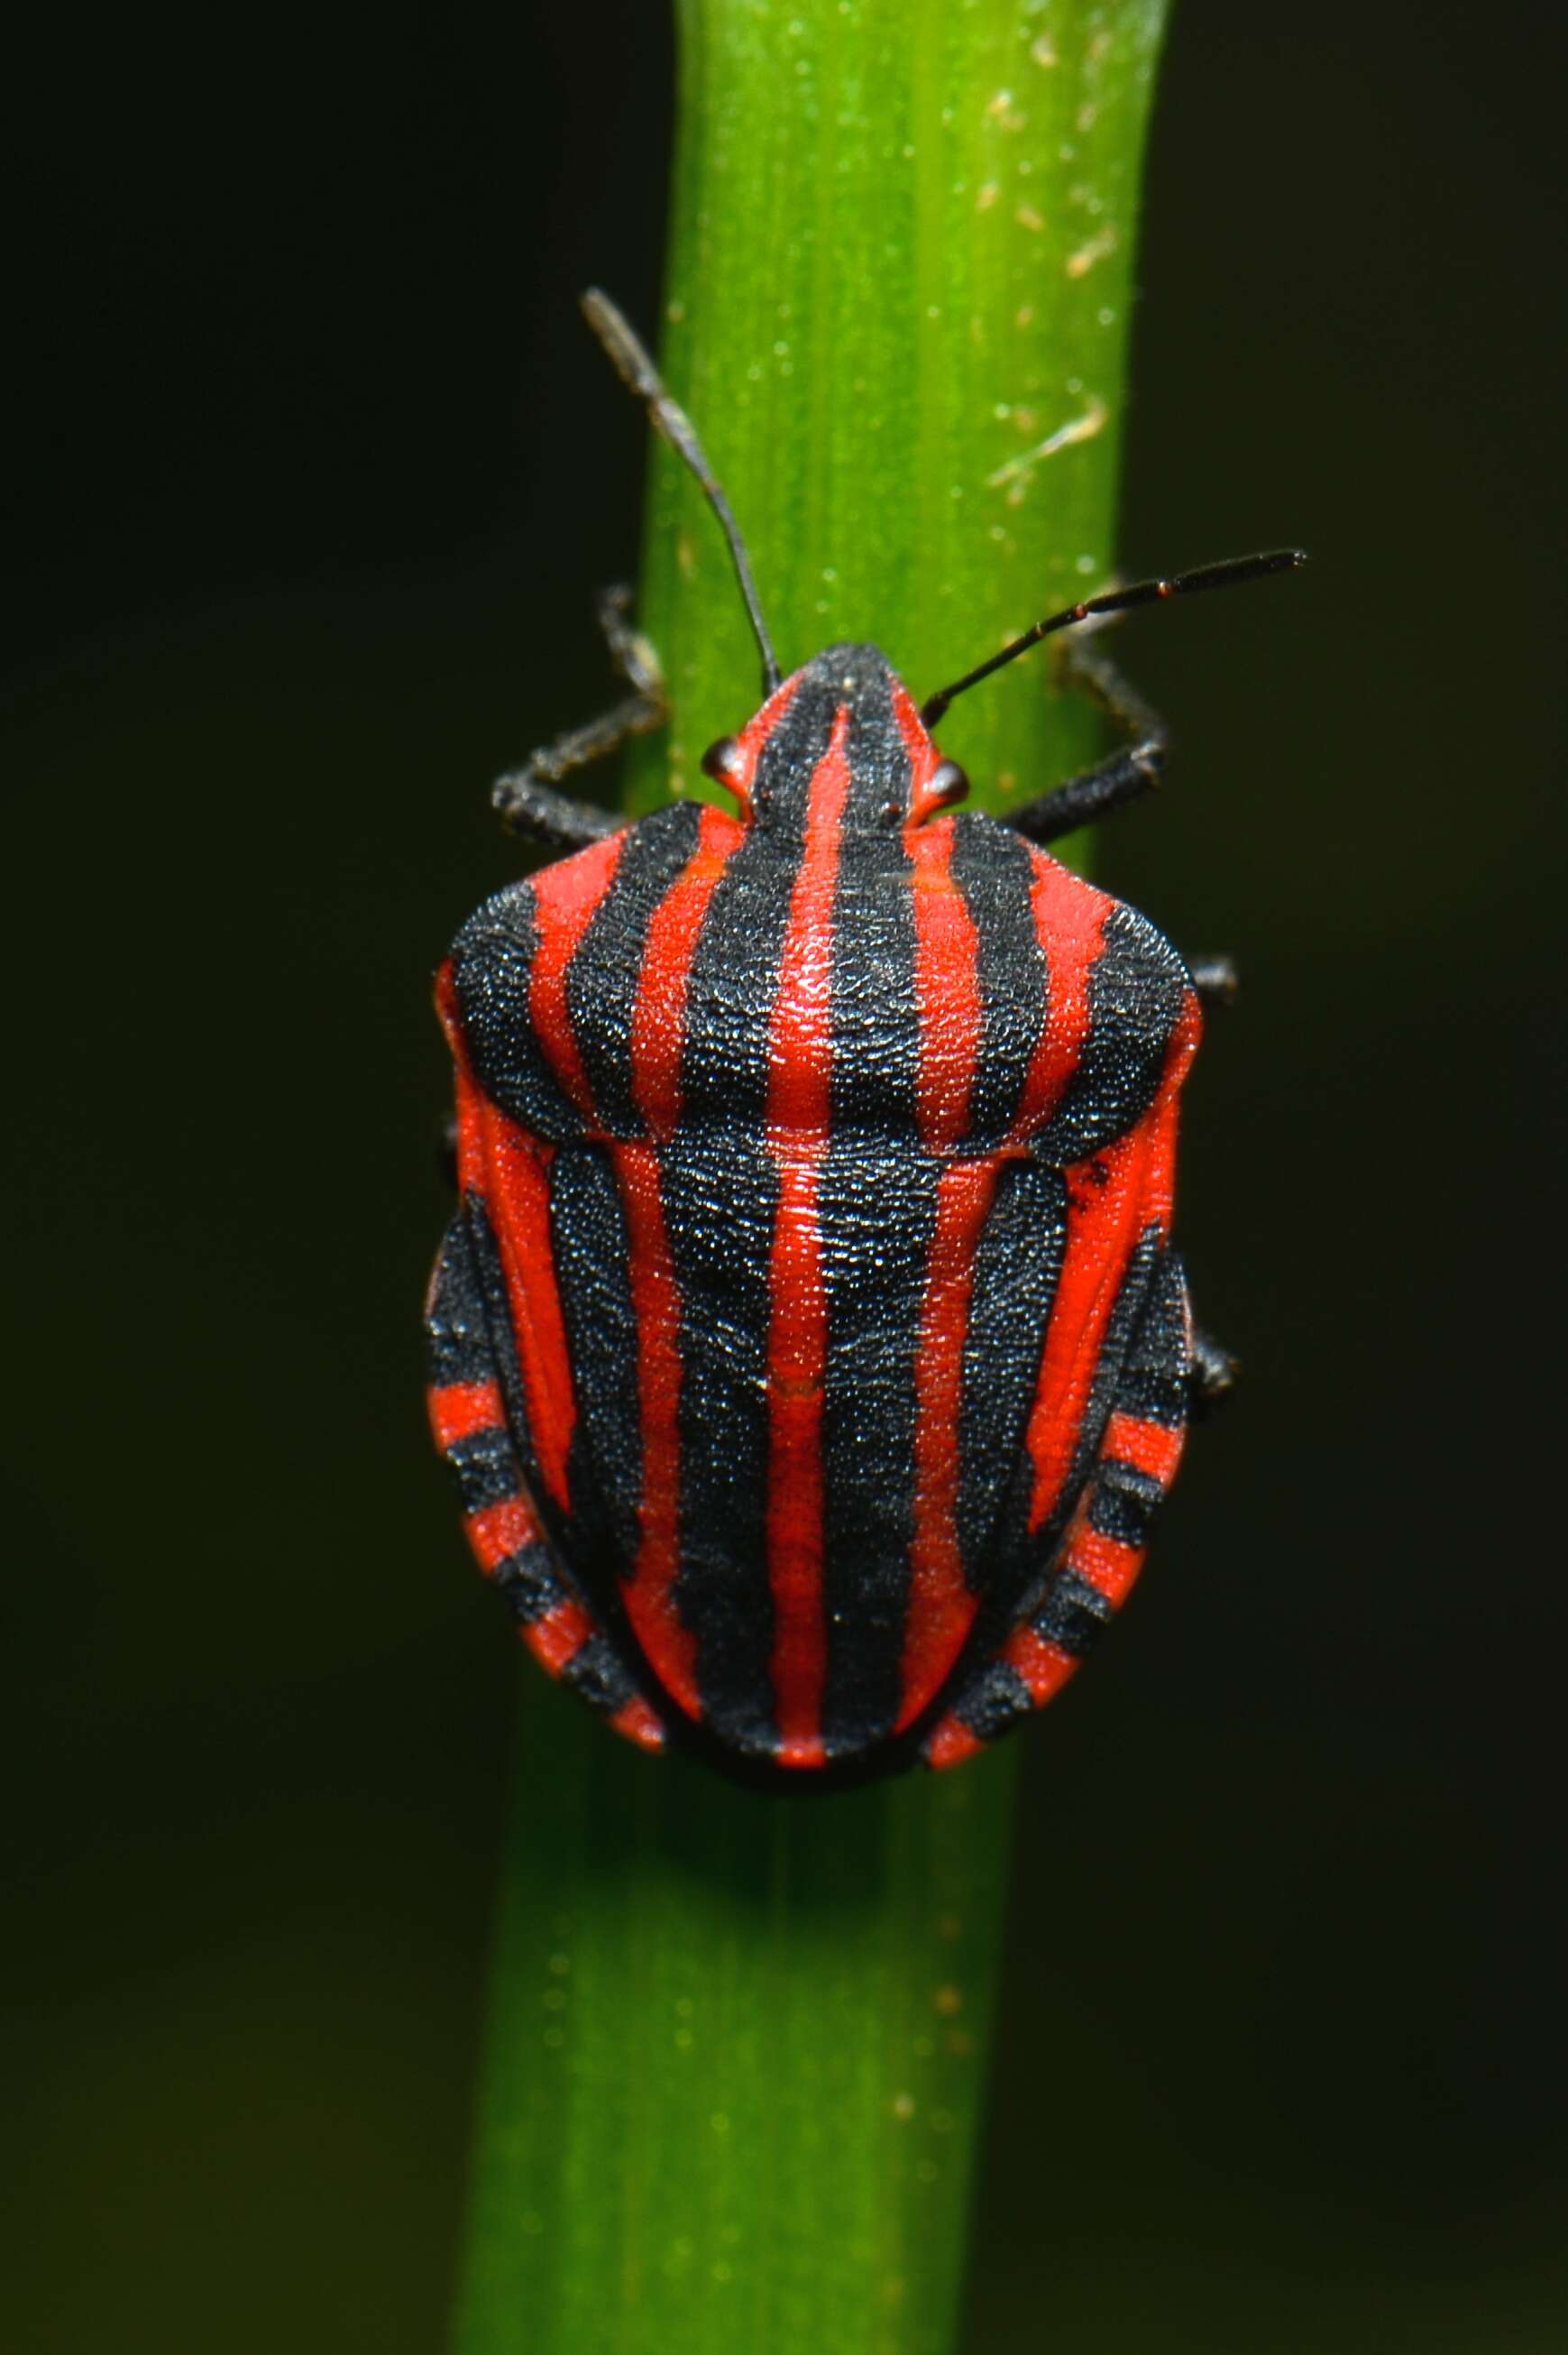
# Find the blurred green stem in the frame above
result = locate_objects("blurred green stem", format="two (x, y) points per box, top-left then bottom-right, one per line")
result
(454, 5), (1169, 2351)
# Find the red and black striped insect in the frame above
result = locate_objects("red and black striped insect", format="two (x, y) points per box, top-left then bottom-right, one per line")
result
(426, 291), (1302, 1784)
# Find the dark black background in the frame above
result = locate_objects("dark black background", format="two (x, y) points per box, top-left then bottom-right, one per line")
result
(5, 4), (1566, 2349)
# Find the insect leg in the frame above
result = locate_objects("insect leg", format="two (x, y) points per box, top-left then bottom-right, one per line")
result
(425, 1204), (666, 1752)
(491, 584), (667, 848)
(1001, 641), (1169, 844)
(1186, 954), (1239, 1007)
(921, 1244), (1192, 1769)
(1188, 1323), (1238, 1414)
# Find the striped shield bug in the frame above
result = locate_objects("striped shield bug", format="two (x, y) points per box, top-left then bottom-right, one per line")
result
(426, 290), (1303, 1784)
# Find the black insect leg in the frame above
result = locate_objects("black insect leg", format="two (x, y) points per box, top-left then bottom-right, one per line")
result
(491, 584), (667, 849)
(1187, 1324), (1238, 1416)
(1002, 639), (1169, 845)
(1187, 955), (1239, 1008)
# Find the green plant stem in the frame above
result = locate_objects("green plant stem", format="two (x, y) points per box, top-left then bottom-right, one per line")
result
(626, 0), (1168, 825)
(457, 1682), (1020, 2355)
(454, 6), (1169, 2352)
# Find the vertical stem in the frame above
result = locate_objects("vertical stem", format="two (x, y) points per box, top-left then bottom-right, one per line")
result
(458, 1683), (1018, 2355)
(627, 0), (1167, 828)
(455, 6), (1169, 2352)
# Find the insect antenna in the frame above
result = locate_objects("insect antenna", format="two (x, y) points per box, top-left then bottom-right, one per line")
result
(582, 289), (782, 698)
(919, 547), (1307, 728)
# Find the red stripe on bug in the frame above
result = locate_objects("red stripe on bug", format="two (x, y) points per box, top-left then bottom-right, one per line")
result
(522, 1596), (595, 1675)
(612, 811), (749, 1728)
(436, 967), (580, 1514)
(435, 961), (481, 1189)
(1064, 1522), (1145, 1610)
(766, 1155), (830, 1771)
(464, 1491), (543, 1575)
(763, 708), (853, 1766)
(1009, 858), (1114, 1139)
(611, 1139), (703, 1725)
(737, 673), (801, 767)
(896, 1162), (998, 1728)
(1102, 1411), (1186, 1489)
(895, 812), (992, 1729)
(614, 808), (747, 1727)
(1022, 1000), (1200, 1538)
(904, 812), (981, 1149)
(1021, 1117), (1151, 1536)
(427, 1379), (506, 1452)
(630, 804), (744, 1137)
(890, 678), (945, 816)
(702, 677), (790, 823)
(1003, 1624), (1080, 1706)
(479, 1106), (577, 1515)
(924, 1714), (984, 1771)
(527, 831), (625, 1120)
(610, 1694), (667, 1752)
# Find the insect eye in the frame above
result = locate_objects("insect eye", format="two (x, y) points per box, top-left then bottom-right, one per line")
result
(880, 798), (903, 826)
(928, 759), (969, 809)
(701, 735), (746, 787)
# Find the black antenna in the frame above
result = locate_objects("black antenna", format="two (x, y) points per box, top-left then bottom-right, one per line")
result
(919, 547), (1307, 728)
(582, 289), (781, 698)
